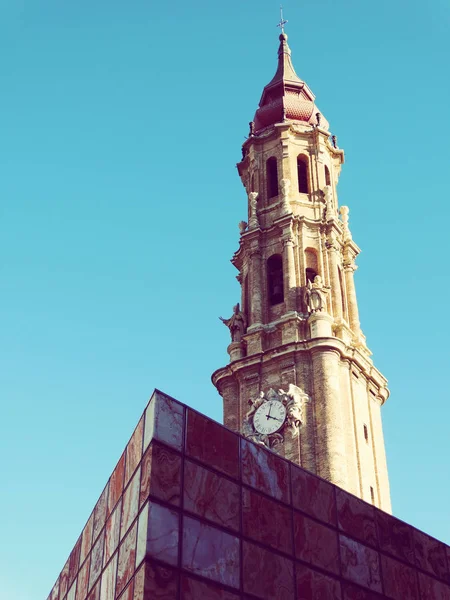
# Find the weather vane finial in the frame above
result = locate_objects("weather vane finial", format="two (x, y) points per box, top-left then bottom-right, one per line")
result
(277, 5), (288, 34)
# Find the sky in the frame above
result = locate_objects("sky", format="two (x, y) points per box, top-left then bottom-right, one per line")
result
(1, 1), (449, 598)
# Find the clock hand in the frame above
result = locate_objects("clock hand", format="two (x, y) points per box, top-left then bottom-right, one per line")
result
(266, 404), (273, 420)
(267, 415), (283, 422)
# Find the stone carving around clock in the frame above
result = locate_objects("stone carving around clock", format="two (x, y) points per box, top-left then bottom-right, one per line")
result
(243, 384), (310, 449)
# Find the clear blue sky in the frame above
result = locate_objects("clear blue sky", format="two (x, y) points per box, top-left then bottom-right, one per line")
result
(1, 1), (449, 598)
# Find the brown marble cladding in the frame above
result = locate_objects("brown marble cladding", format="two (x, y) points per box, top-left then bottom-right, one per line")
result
(182, 516), (240, 588)
(88, 529), (105, 591)
(296, 563), (341, 600)
(185, 460), (240, 532)
(186, 410), (239, 479)
(104, 498), (121, 565)
(121, 467), (141, 539)
(80, 512), (94, 565)
(125, 416), (144, 488)
(47, 390), (450, 600)
(140, 442), (181, 508)
(93, 483), (109, 543)
(242, 487), (292, 553)
(108, 452), (125, 516)
(294, 511), (340, 575)
(339, 535), (382, 593)
(76, 557), (90, 600)
(117, 522), (137, 596)
(243, 540), (295, 599)
(241, 438), (290, 503)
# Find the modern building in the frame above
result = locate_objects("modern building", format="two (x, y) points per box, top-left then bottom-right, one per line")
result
(45, 28), (450, 600)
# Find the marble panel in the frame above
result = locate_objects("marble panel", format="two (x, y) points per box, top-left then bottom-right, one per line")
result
(117, 522), (137, 596)
(68, 537), (82, 588)
(243, 540), (294, 599)
(294, 511), (339, 575)
(242, 487), (292, 554)
(119, 580), (134, 600)
(67, 579), (77, 600)
(147, 501), (180, 566)
(121, 467), (141, 540)
(108, 452), (125, 515)
(60, 558), (70, 598)
(89, 530), (105, 591)
(93, 484), (109, 543)
(80, 513), (94, 565)
(184, 460), (240, 532)
(133, 561), (178, 600)
(413, 528), (447, 580)
(125, 416), (144, 487)
(418, 571), (450, 600)
(291, 464), (337, 526)
(446, 546), (450, 583)
(99, 552), (117, 600)
(341, 582), (385, 600)
(181, 575), (239, 599)
(104, 498), (121, 565)
(86, 581), (100, 600)
(75, 556), (90, 600)
(50, 577), (60, 600)
(339, 535), (382, 593)
(136, 503), (149, 569)
(296, 563), (341, 600)
(241, 439), (290, 503)
(380, 553), (418, 600)
(337, 489), (377, 547)
(182, 516), (240, 588)
(140, 442), (181, 507)
(376, 510), (415, 565)
(186, 410), (239, 479)
(144, 391), (184, 452)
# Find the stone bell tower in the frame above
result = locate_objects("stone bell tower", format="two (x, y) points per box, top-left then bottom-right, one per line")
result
(212, 31), (392, 512)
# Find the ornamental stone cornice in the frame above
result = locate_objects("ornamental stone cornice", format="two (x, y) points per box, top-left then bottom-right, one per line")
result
(212, 334), (389, 404)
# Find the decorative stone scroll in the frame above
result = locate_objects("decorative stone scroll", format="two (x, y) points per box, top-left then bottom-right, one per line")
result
(243, 385), (310, 449)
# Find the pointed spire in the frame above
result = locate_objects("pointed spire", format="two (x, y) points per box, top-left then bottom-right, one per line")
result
(253, 31), (328, 133)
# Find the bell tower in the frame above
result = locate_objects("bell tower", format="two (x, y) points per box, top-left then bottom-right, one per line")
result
(212, 31), (392, 512)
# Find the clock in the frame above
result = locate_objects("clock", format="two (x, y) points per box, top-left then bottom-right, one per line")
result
(253, 400), (287, 435)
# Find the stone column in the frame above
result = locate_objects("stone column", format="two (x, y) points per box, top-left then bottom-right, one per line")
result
(283, 237), (296, 312)
(326, 241), (343, 319)
(343, 260), (361, 335)
(249, 248), (263, 325)
(311, 347), (348, 488)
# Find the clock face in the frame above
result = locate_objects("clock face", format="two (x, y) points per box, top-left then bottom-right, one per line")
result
(253, 400), (286, 435)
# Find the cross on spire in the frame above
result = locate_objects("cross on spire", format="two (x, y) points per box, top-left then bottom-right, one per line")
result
(277, 5), (288, 34)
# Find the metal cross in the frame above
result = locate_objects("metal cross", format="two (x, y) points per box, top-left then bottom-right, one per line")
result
(277, 5), (288, 33)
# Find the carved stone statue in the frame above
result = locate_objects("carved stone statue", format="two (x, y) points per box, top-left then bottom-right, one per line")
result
(219, 303), (247, 343)
(280, 178), (291, 214)
(278, 384), (310, 429)
(248, 192), (259, 229)
(304, 276), (328, 314)
(238, 220), (248, 233)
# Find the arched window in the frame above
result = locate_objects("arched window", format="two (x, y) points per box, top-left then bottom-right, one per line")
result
(266, 157), (278, 199)
(297, 156), (309, 194)
(305, 248), (319, 284)
(325, 165), (331, 186)
(267, 254), (284, 305)
(306, 268), (317, 283)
